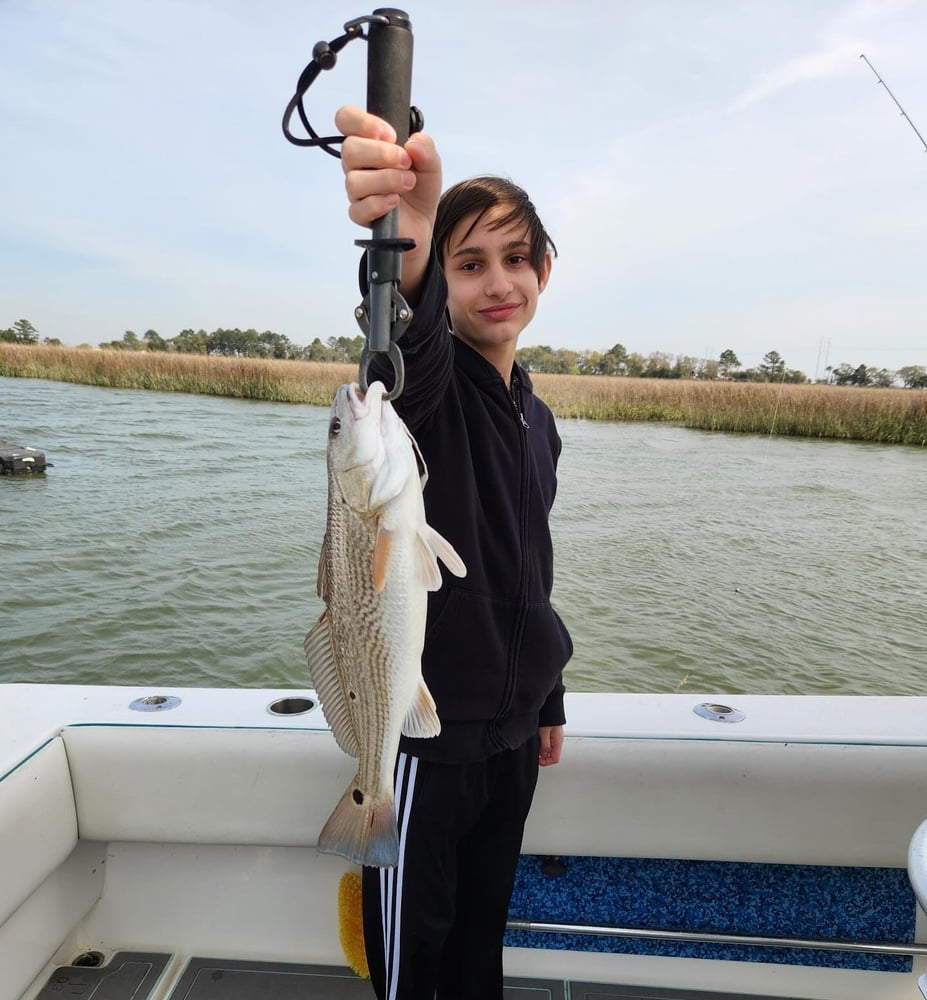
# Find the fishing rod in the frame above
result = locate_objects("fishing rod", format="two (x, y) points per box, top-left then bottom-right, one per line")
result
(282, 8), (423, 400)
(860, 53), (927, 154)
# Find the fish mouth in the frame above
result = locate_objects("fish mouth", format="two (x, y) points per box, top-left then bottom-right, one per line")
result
(346, 381), (386, 421)
(345, 383), (369, 420)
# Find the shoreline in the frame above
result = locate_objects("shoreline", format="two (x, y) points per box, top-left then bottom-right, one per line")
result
(2, 343), (925, 446)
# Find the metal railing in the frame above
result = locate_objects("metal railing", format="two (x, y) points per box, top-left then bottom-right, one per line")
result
(507, 917), (927, 958)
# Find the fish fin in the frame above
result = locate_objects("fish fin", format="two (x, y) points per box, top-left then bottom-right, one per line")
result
(423, 525), (467, 581)
(401, 678), (441, 739)
(317, 780), (399, 868)
(372, 521), (392, 592)
(368, 449), (412, 512)
(304, 611), (360, 758)
(413, 530), (443, 591)
(316, 532), (330, 602)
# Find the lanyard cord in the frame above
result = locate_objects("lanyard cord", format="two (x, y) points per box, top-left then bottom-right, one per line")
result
(281, 24), (363, 157)
(281, 10), (421, 400)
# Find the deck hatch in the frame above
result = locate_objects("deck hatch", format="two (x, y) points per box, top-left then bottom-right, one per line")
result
(35, 951), (171, 999)
(168, 959), (369, 998)
(503, 981), (566, 999)
(167, 960), (564, 998)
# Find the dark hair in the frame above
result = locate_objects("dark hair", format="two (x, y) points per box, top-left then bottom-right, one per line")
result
(433, 176), (557, 277)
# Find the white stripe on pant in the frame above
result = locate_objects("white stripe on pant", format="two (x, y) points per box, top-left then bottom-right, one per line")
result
(381, 752), (418, 1000)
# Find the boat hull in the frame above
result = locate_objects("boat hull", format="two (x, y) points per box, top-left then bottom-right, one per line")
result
(2, 684), (926, 999)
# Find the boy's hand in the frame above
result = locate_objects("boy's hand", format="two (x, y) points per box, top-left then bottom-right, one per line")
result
(336, 105), (441, 300)
(538, 725), (564, 767)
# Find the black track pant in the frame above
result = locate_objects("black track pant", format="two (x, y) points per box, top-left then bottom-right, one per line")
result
(362, 735), (540, 1000)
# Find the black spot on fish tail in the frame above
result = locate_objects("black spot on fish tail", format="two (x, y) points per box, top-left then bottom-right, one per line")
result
(353, 789), (364, 805)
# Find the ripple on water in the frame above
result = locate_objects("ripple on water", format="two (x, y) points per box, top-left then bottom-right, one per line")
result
(2, 377), (926, 695)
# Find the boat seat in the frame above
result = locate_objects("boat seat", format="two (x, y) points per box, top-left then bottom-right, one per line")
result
(59, 724), (927, 866)
(0, 738), (78, 927)
(60, 725), (355, 846)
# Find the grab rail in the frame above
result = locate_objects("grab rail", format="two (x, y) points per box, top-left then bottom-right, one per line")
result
(506, 918), (927, 958)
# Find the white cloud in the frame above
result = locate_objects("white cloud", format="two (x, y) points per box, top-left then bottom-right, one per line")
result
(731, 41), (865, 111)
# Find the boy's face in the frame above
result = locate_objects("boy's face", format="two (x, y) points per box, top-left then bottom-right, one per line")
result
(442, 203), (551, 372)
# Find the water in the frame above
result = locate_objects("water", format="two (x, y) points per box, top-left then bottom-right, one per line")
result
(552, 420), (927, 694)
(2, 377), (925, 695)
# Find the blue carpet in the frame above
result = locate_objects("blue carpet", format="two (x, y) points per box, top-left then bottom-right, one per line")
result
(506, 855), (916, 972)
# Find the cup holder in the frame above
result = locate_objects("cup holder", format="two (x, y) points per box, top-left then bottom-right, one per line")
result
(267, 696), (316, 716)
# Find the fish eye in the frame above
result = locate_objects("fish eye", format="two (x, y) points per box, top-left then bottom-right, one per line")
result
(329, 417), (341, 437)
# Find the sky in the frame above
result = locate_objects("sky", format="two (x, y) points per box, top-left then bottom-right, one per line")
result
(1, 0), (924, 381)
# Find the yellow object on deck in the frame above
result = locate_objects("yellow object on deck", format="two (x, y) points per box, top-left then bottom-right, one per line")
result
(338, 870), (369, 979)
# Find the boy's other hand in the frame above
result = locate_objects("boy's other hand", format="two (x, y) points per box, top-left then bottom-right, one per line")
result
(538, 725), (564, 767)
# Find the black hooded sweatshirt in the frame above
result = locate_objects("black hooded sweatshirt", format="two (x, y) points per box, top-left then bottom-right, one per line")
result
(370, 250), (573, 763)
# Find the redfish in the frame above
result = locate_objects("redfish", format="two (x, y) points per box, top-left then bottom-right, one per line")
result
(305, 381), (465, 867)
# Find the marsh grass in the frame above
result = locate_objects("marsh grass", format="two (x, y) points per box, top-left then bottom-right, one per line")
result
(3, 344), (926, 445)
(0, 344), (354, 407)
(533, 373), (927, 445)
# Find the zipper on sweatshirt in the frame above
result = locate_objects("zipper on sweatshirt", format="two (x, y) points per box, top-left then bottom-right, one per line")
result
(491, 375), (532, 747)
(510, 376), (530, 429)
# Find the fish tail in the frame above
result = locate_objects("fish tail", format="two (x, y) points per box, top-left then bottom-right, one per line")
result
(317, 779), (400, 868)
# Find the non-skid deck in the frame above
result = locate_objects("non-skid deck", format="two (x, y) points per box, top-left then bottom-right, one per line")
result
(33, 951), (814, 1000)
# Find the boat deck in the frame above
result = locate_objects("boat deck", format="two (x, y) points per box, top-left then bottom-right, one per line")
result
(31, 950), (810, 1000)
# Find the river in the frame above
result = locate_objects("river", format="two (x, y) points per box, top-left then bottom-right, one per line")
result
(2, 376), (925, 695)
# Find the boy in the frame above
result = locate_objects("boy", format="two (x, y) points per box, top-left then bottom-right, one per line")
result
(337, 105), (572, 999)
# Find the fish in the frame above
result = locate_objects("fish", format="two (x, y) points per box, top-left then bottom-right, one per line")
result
(305, 380), (466, 867)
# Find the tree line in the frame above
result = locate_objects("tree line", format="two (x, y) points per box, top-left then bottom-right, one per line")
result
(513, 343), (927, 389)
(4, 318), (926, 389)
(513, 344), (811, 383)
(0, 319), (365, 366)
(96, 327), (368, 365)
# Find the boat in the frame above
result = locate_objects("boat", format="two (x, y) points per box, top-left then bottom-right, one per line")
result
(3, 683), (926, 1000)
(0, 441), (49, 474)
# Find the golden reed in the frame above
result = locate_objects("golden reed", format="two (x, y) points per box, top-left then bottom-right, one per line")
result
(3, 344), (925, 445)
(0, 343), (353, 407)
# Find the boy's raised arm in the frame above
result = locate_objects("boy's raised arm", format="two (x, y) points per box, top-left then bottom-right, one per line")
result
(336, 105), (442, 306)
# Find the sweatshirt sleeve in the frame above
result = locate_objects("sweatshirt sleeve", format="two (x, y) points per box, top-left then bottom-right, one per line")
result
(365, 246), (454, 436)
(538, 675), (566, 728)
